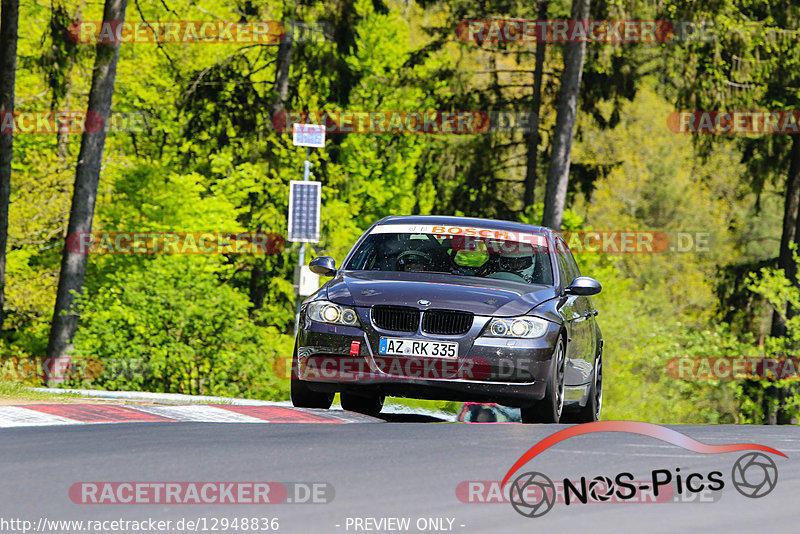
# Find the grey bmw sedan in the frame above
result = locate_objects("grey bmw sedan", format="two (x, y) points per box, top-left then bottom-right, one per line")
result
(291, 215), (603, 424)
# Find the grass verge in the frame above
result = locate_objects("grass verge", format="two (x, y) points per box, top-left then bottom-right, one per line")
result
(0, 382), (83, 403)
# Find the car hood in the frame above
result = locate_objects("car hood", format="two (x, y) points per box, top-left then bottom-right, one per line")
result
(324, 271), (558, 316)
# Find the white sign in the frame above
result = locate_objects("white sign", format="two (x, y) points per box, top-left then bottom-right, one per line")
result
(292, 123), (326, 147)
(295, 265), (320, 297)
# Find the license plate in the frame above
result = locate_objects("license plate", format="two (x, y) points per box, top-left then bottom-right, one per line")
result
(379, 337), (458, 358)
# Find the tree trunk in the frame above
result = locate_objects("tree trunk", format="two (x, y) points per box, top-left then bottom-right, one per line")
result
(45, 0), (128, 384)
(47, 2), (83, 161)
(272, 31), (293, 109)
(56, 57), (75, 161)
(249, 25), (293, 309)
(762, 136), (800, 424)
(771, 135), (800, 338)
(542, 0), (590, 229)
(0, 0), (20, 334)
(332, 0), (357, 107)
(523, 0), (549, 209)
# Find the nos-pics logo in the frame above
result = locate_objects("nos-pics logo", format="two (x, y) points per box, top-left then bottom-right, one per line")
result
(502, 421), (784, 518)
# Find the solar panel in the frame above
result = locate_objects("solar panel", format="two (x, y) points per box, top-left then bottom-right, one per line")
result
(288, 181), (321, 243)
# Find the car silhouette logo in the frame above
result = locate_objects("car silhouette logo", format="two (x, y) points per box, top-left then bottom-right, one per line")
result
(418, 299), (431, 306)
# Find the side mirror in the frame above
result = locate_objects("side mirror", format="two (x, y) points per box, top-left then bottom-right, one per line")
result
(565, 276), (602, 296)
(309, 256), (337, 277)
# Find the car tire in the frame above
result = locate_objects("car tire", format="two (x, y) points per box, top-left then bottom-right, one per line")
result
(290, 346), (334, 409)
(291, 376), (334, 409)
(562, 350), (602, 424)
(340, 391), (385, 417)
(521, 337), (566, 424)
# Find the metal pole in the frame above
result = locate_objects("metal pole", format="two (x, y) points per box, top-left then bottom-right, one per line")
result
(303, 148), (312, 181)
(294, 148), (312, 334)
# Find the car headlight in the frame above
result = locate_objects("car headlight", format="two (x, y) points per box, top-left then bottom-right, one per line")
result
(483, 316), (549, 338)
(307, 301), (361, 327)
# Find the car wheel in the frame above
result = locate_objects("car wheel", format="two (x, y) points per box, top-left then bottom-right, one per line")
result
(291, 376), (334, 409)
(521, 337), (566, 424)
(290, 346), (334, 409)
(340, 391), (385, 417)
(562, 350), (602, 423)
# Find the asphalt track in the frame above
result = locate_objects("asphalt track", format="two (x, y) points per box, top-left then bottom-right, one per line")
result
(1, 421), (798, 534)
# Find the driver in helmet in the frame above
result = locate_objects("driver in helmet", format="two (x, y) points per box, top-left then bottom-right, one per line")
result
(497, 252), (534, 281)
(396, 250), (432, 272)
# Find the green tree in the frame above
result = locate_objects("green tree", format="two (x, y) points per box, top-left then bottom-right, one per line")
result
(664, 0), (800, 422)
(72, 256), (290, 399)
(0, 0), (20, 333)
(542, 0), (591, 229)
(46, 0), (129, 382)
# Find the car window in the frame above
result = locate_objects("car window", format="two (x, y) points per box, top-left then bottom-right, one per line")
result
(344, 229), (553, 285)
(554, 238), (575, 286)
(562, 239), (581, 278)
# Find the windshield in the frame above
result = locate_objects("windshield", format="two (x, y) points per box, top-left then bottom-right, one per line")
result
(344, 225), (553, 285)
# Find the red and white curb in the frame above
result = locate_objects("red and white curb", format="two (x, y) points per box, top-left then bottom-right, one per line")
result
(0, 404), (380, 427)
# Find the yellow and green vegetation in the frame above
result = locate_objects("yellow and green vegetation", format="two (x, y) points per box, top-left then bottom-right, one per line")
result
(2, 0), (799, 422)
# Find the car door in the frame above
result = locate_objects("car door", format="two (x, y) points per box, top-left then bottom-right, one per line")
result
(564, 246), (599, 363)
(555, 237), (593, 386)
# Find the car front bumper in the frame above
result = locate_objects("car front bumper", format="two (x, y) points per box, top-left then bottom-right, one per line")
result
(293, 307), (562, 407)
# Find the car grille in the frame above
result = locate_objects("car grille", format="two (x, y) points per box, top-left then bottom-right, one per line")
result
(372, 306), (420, 332)
(421, 310), (474, 335)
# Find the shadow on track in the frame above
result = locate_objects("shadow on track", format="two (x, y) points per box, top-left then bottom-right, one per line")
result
(374, 413), (451, 423)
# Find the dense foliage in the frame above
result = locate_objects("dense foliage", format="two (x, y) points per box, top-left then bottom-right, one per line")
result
(3, 0), (799, 421)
